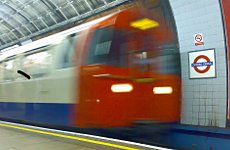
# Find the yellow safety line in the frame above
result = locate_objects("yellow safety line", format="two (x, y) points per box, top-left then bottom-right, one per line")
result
(0, 123), (139, 150)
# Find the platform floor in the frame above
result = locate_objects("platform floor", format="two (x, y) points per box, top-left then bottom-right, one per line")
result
(0, 122), (169, 150)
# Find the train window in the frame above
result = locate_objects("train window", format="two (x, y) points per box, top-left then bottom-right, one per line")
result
(87, 27), (149, 67)
(57, 35), (77, 69)
(23, 50), (52, 78)
(86, 26), (179, 74)
(87, 27), (116, 65)
(0, 63), (3, 82)
(95, 41), (111, 55)
(3, 59), (14, 81)
(119, 29), (180, 74)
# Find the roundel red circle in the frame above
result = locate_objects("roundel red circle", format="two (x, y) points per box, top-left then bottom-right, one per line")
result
(193, 55), (211, 73)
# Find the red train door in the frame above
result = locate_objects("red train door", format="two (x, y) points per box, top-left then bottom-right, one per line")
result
(76, 26), (144, 128)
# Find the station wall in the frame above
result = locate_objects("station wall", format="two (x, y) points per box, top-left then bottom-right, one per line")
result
(169, 0), (227, 127)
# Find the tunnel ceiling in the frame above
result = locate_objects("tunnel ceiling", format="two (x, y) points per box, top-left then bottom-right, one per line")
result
(0, 0), (128, 51)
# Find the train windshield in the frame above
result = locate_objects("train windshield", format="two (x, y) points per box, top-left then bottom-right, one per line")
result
(86, 26), (150, 66)
(86, 26), (179, 74)
(87, 27), (115, 65)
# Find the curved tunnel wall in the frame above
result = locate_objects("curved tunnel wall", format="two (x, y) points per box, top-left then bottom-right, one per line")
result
(221, 0), (230, 125)
(169, 0), (227, 127)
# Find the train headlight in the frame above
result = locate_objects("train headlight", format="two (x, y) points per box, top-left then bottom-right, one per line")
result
(153, 86), (173, 94)
(111, 84), (133, 93)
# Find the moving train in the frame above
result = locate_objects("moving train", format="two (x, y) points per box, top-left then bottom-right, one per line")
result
(0, 6), (181, 130)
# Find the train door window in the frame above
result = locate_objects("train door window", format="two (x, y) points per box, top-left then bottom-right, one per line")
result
(23, 48), (52, 78)
(122, 33), (179, 74)
(118, 29), (160, 72)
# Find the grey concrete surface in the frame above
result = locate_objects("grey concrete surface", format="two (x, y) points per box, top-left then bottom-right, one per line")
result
(0, 125), (162, 150)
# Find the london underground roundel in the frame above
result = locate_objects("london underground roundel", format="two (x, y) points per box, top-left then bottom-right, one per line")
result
(189, 49), (216, 78)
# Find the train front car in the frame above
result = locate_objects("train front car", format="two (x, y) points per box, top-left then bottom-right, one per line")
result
(75, 7), (181, 128)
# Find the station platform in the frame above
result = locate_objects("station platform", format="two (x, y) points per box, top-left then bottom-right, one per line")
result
(0, 121), (170, 150)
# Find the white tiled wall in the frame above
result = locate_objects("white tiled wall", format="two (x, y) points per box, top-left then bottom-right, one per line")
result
(169, 0), (227, 127)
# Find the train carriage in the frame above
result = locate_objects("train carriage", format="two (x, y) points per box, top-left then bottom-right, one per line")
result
(0, 6), (181, 130)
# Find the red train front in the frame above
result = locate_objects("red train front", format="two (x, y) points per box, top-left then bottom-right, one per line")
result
(74, 7), (181, 128)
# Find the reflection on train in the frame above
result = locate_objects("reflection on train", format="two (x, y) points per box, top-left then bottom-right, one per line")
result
(0, 6), (181, 130)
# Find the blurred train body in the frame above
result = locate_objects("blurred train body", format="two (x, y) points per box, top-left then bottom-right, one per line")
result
(0, 7), (181, 131)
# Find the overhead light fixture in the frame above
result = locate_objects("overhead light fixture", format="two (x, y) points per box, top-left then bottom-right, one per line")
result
(153, 86), (173, 94)
(111, 84), (133, 93)
(130, 18), (159, 30)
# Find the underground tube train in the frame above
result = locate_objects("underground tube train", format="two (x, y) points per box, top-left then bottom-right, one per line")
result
(0, 7), (181, 130)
